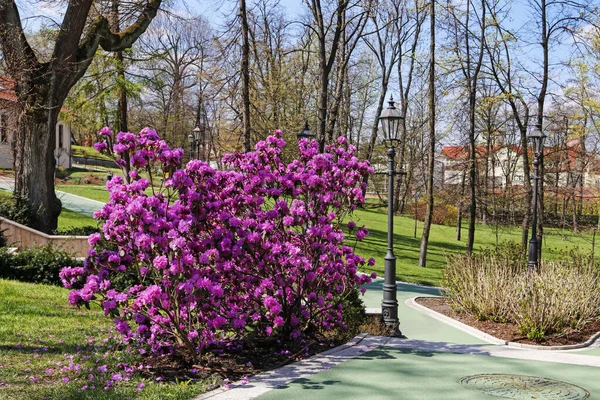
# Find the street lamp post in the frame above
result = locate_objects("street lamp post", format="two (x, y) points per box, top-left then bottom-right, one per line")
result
(297, 121), (315, 141)
(379, 95), (404, 335)
(527, 124), (547, 273)
(188, 126), (202, 160)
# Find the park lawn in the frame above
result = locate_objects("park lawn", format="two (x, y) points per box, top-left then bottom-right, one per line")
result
(0, 279), (216, 399)
(57, 185), (110, 203)
(71, 145), (114, 162)
(350, 206), (598, 286)
(57, 209), (97, 231)
(57, 185), (158, 204)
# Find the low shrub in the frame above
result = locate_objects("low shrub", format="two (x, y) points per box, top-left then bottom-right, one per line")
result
(54, 225), (100, 236)
(443, 245), (600, 341)
(0, 244), (82, 286)
(407, 200), (458, 226)
(0, 194), (34, 226)
(512, 263), (600, 339)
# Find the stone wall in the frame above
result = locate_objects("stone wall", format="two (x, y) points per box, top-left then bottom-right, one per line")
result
(0, 216), (90, 257)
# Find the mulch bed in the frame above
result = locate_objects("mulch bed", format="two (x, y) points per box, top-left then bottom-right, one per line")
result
(415, 296), (600, 346)
(141, 337), (344, 386)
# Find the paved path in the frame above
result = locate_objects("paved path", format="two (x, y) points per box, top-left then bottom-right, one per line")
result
(200, 280), (600, 400)
(0, 176), (104, 217)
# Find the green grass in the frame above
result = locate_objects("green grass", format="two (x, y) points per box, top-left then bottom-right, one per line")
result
(0, 279), (216, 399)
(57, 209), (97, 231)
(351, 205), (599, 286)
(57, 186), (110, 203)
(71, 145), (114, 162)
(0, 190), (96, 231)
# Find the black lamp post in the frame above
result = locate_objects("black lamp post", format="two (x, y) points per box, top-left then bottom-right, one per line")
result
(188, 126), (202, 160)
(379, 95), (404, 335)
(527, 123), (547, 273)
(297, 121), (315, 140)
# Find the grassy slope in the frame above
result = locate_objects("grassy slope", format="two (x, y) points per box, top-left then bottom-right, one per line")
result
(350, 205), (596, 286)
(0, 279), (213, 399)
(71, 145), (114, 162)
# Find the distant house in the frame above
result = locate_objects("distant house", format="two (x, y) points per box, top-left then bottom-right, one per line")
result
(440, 137), (600, 198)
(0, 78), (72, 169)
(440, 144), (526, 188)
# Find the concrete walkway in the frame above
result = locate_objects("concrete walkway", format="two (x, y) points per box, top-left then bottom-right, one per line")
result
(199, 280), (600, 400)
(0, 176), (104, 217)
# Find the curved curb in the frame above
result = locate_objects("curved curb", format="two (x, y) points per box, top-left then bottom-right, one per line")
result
(407, 296), (600, 351)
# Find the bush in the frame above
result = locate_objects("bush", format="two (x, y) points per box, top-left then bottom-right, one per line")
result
(0, 194), (34, 226)
(407, 200), (458, 226)
(62, 127), (375, 362)
(443, 245), (600, 341)
(0, 244), (82, 286)
(54, 226), (100, 236)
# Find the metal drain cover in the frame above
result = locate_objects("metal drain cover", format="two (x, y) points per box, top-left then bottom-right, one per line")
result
(460, 374), (589, 399)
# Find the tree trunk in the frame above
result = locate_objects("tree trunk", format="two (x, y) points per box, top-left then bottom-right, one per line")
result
(240, 0), (251, 152)
(456, 169), (466, 241)
(14, 105), (61, 233)
(418, 0), (435, 268)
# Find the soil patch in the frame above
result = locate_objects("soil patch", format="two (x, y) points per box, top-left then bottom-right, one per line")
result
(416, 296), (600, 346)
(141, 337), (346, 387)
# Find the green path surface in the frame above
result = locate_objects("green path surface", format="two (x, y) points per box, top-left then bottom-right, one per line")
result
(253, 281), (600, 399)
(258, 348), (600, 400)
(361, 280), (487, 345)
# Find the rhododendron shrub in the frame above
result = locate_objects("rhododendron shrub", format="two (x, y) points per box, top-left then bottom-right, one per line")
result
(62, 127), (375, 361)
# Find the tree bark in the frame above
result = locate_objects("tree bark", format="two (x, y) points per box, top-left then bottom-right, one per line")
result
(418, 0), (435, 268)
(240, 0), (252, 152)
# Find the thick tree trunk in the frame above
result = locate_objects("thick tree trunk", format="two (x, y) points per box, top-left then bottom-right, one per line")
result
(14, 105), (61, 233)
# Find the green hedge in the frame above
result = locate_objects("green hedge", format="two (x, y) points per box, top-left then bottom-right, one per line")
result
(0, 245), (82, 286)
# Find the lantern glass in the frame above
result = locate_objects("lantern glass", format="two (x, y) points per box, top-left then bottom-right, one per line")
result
(297, 121), (315, 140)
(193, 126), (201, 140)
(528, 124), (547, 155)
(188, 133), (194, 144)
(379, 96), (403, 143)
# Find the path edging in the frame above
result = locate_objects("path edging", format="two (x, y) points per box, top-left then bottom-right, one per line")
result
(193, 333), (391, 400)
(408, 296), (600, 351)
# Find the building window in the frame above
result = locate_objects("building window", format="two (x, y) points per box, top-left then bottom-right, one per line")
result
(58, 125), (63, 148)
(0, 114), (7, 143)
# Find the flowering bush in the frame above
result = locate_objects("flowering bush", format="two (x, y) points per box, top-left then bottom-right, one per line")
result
(62, 127), (375, 362)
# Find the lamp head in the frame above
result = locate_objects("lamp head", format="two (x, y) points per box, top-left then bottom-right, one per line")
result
(379, 95), (403, 146)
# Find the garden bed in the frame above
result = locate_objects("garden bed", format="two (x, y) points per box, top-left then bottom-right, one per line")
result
(416, 296), (600, 347)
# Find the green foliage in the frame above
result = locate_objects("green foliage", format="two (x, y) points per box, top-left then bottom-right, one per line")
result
(0, 245), (82, 286)
(0, 193), (35, 226)
(444, 245), (600, 341)
(332, 288), (368, 341)
(55, 225), (100, 236)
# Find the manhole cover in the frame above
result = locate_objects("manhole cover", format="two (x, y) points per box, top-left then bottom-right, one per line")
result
(460, 374), (589, 399)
